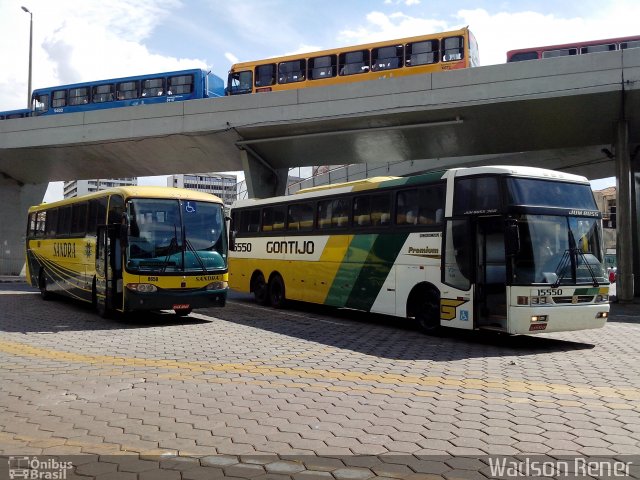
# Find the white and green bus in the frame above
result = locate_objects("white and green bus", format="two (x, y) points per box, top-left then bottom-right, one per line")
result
(229, 166), (610, 334)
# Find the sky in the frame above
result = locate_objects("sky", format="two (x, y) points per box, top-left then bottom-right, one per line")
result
(1, 0), (636, 202)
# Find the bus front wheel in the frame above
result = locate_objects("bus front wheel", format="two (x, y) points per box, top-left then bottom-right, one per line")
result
(409, 286), (440, 334)
(269, 275), (286, 309)
(39, 270), (51, 300)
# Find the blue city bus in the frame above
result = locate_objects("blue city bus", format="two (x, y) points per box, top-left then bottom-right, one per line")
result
(29, 69), (225, 116)
(0, 108), (31, 120)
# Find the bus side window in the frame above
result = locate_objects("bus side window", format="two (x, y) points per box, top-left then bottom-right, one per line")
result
(57, 206), (72, 237)
(168, 74), (194, 95)
(542, 48), (577, 59)
(508, 51), (539, 62)
(339, 50), (370, 76)
(353, 196), (371, 227)
(406, 40), (439, 66)
(288, 203), (314, 231)
(442, 36), (464, 62)
(68, 87), (89, 106)
(141, 78), (164, 97)
(255, 64), (276, 87)
(117, 81), (139, 100)
(278, 60), (306, 84)
(308, 55), (337, 80)
(318, 198), (350, 229)
(36, 211), (47, 237)
(239, 209), (260, 233)
(92, 84), (115, 103)
(45, 209), (58, 237)
(262, 206), (286, 232)
(52, 89), (67, 108)
(71, 202), (88, 236)
(371, 193), (391, 226)
(372, 45), (403, 71)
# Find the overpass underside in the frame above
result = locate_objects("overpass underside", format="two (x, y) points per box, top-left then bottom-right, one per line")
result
(1, 49), (639, 297)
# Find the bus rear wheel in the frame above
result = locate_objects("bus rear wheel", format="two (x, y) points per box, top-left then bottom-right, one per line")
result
(252, 272), (269, 305)
(269, 275), (286, 309)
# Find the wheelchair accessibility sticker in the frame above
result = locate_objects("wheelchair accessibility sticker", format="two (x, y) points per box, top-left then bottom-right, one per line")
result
(184, 201), (197, 214)
(460, 310), (469, 321)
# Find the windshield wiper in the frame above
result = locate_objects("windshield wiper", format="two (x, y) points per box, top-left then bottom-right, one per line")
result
(161, 224), (180, 273)
(182, 226), (209, 274)
(552, 229), (599, 288)
(552, 250), (572, 288)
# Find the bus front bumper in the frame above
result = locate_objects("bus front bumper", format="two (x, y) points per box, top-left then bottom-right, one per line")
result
(508, 303), (609, 334)
(124, 288), (227, 312)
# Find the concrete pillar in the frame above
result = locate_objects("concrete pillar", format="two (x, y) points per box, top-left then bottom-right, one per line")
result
(0, 180), (48, 276)
(615, 120), (635, 302)
(240, 149), (288, 198)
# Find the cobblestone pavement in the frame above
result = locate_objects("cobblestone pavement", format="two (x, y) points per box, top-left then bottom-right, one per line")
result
(0, 283), (639, 479)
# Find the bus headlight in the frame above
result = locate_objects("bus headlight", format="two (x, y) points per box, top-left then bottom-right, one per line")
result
(126, 283), (158, 293)
(206, 281), (228, 291)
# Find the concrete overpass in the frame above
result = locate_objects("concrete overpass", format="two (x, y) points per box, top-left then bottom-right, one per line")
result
(1, 48), (639, 299)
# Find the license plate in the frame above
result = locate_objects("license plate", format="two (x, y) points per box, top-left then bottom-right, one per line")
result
(529, 323), (547, 331)
(173, 304), (190, 310)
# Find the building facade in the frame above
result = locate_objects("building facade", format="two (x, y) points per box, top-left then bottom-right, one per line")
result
(593, 186), (617, 251)
(63, 178), (137, 198)
(167, 173), (238, 205)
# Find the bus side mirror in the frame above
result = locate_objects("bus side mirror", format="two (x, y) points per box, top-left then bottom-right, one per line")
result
(505, 219), (520, 256)
(229, 230), (237, 251)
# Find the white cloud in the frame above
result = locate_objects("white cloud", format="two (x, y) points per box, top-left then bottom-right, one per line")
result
(224, 52), (240, 65)
(384, 0), (420, 5)
(338, 11), (448, 45)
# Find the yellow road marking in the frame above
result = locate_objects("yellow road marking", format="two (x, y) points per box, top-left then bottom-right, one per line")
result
(1, 339), (639, 402)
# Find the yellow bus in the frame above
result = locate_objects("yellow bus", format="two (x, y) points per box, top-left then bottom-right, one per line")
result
(226, 27), (479, 95)
(26, 186), (228, 317)
(229, 166), (610, 335)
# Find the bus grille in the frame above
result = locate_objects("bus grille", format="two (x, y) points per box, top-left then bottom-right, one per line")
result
(552, 295), (594, 304)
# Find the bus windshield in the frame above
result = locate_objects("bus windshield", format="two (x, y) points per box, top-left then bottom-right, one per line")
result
(512, 214), (605, 285)
(126, 198), (226, 273)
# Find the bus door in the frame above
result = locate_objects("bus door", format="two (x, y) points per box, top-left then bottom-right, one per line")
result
(442, 218), (475, 330)
(475, 216), (507, 330)
(95, 225), (123, 315)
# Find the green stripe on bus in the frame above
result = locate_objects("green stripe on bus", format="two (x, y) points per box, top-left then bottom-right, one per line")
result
(345, 233), (409, 311)
(378, 171), (445, 190)
(574, 288), (599, 295)
(325, 234), (378, 307)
